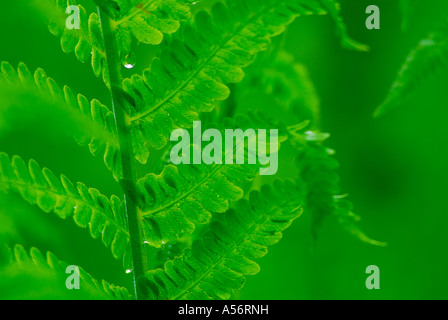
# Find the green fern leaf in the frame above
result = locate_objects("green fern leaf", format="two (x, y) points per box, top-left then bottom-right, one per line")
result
(0, 153), (132, 267)
(137, 163), (257, 248)
(333, 196), (386, 247)
(126, 15), (164, 45)
(123, 0), (326, 157)
(297, 142), (385, 246)
(44, 0), (193, 81)
(297, 142), (339, 240)
(319, 0), (369, 52)
(238, 49), (321, 128)
(46, 1), (111, 83)
(375, 21), (448, 117)
(0, 244), (132, 299)
(113, 0), (193, 47)
(235, 50), (383, 245)
(0, 61), (123, 180)
(135, 115), (286, 248)
(142, 180), (303, 300)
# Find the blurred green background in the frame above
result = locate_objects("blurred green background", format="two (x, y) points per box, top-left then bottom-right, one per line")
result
(0, 0), (447, 299)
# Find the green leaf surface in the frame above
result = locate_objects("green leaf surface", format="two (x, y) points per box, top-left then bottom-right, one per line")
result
(123, 0), (327, 159)
(143, 180), (303, 300)
(0, 244), (133, 299)
(0, 61), (123, 180)
(375, 21), (448, 117)
(0, 153), (132, 267)
(136, 114), (287, 248)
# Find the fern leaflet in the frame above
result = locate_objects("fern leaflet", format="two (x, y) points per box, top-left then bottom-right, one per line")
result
(0, 153), (132, 267)
(113, 0), (194, 46)
(123, 0), (327, 160)
(375, 20), (448, 117)
(296, 142), (385, 246)
(0, 61), (123, 180)
(143, 180), (303, 300)
(0, 244), (132, 299)
(319, 0), (369, 52)
(135, 115), (287, 247)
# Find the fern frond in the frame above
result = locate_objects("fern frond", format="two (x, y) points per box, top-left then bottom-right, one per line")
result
(0, 244), (132, 299)
(230, 46), (378, 246)
(123, 0), (327, 157)
(333, 197), (386, 247)
(46, 1), (110, 83)
(319, 0), (369, 52)
(45, 0), (193, 82)
(142, 180), (303, 300)
(0, 61), (122, 180)
(113, 0), (194, 46)
(238, 49), (321, 128)
(375, 21), (448, 117)
(297, 142), (385, 245)
(0, 153), (131, 267)
(137, 163), (257, 248)
(136, 114), (287, 248)
(297, 142), (339, 239)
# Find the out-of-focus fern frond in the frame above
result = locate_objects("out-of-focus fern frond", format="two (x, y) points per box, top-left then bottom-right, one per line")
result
(0, 245), (133, 299)
(235, 46), (383, 246)
(0, 61), (123, 180)
(0, 153), (132, 268)
(375, 21), (448, 117)
(319, 0), (369, 52)
(297, 142), (386, 246)
(237, 49), (321, 128)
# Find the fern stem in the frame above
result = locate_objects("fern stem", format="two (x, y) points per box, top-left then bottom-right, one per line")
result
(98, 8), (147, 300)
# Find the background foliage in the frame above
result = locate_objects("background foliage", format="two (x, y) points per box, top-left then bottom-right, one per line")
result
(0, 0), (447, 299)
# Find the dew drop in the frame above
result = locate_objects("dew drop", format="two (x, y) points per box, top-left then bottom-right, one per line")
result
(304, 130), (330, 142)
(123, 53), (136, 69)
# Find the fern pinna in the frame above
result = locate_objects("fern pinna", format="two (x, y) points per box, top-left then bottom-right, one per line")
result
(0, 0), (382, 300)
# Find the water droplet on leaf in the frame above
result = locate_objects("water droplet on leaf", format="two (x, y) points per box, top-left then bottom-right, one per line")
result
(123, 53), (136, 69)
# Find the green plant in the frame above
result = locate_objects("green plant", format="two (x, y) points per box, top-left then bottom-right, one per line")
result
(376, 1), (448, 117)
(0, 0), (383, 300)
